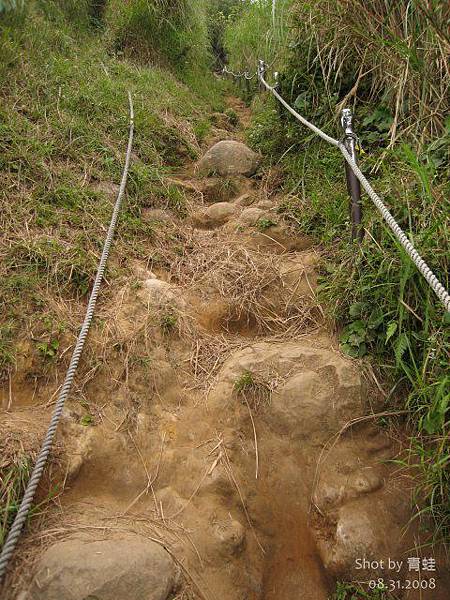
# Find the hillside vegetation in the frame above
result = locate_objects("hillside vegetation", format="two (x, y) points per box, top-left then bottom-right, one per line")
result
(224, 0), (449, 548)
(1, 1), (449, 597)
(0, 0), (225, 377)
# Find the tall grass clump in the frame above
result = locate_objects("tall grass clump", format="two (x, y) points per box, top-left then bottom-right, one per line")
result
(106, 0), (211, 72)
(223, 0), (292, 75)
(285, 0), (450, 145)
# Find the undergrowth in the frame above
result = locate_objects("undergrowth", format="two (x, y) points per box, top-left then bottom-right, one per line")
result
(249, 94), (449, 545)
(0, 0), (224, 377)
(225, 0), (450, 550)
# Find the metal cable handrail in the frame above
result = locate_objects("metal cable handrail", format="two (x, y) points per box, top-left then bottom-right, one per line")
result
(0, 93), (135, 581)
(257, 71), (450, 312)
(222, 65), (257, 80)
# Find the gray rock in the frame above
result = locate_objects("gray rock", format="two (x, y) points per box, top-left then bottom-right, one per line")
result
(28, 535), (176, 600)
(255, 199), (275, 209)
(238, 207), (267, 226)
(197, 140), (260, 177)
(193, 202), (236, 228)
(234, 193), (255, 207)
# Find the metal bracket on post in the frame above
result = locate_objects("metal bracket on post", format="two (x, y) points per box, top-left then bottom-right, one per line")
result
(258, 59), (266, 91)
(273, 71), (280, 91)
(341, 108), (363, 241)
(244, 72), (251, 99)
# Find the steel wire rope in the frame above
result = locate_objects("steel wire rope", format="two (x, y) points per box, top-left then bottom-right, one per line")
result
(258, 73), (450, 312)
(0, 92), (135, 581)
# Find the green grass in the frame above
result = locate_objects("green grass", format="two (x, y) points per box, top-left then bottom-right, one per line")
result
(0, 0), (224, 379)
(332, 581), (393, 600)
(223, 0), (291, 77)
(160, 311), (178, 334)
(234, 370), (256, 394)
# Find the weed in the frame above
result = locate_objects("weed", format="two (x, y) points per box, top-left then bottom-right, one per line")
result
(165, 185), (187, 217)
(193, 118), (211, 143)
(332, 581), (391, 599)
(0, 457), (31, 547)
(256, 217), (276, 231)
(160, 312), (178, 334)
(234, 370), (255, 393)
(225, 107), (239, 127)
(0, 324), (15, 373)
(36, 339), (59, 361)
(80, 414), (94, 427)
(234, 370), (271, 410)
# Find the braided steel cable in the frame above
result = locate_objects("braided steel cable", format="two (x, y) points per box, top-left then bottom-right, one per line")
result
(259, 74), (450, 312)
(223, 65), (257, 80)
(338, 146), (450, 312)
(0, 92), (135, 581)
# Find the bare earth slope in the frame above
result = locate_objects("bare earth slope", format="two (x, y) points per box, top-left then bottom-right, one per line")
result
(2, 98), (449, 600)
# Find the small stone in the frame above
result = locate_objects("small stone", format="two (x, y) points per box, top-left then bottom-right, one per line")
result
(256, 199), (275, 209)
(234, 193), (256, 207)
(193, 202), (236, 228)
(238, 207), (267, 226)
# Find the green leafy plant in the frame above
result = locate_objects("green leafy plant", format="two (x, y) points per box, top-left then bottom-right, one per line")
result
(256, 217), (276, 231)
(0, 457), (31, 546)
(225, 107), (239, 126)
(80, 414), (94, 426)
(340, 302), (384, 358)
(36, 339), (59, 360)
(160, 312), (178, 333)
(234, 370), (255, 393)
(333, 581), (390, 600)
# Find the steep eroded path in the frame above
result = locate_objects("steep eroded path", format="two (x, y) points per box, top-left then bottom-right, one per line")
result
(6, 98), (449, 600)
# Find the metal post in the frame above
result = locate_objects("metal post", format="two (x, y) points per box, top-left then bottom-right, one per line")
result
(258, 59), (266, 91)
(341, 108), (363, 241)
(244, 73), (251, 100)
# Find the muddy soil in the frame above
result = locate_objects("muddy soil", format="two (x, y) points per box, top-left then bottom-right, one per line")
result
(2, 98), (449, 600)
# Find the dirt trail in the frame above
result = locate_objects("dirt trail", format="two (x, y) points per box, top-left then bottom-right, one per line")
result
(3, 98), (450, 600)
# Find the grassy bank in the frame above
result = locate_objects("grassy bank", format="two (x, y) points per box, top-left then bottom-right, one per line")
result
(0, 0), (226, 543)
(224, 0), (449, 549)
(0, 0), (224, 376)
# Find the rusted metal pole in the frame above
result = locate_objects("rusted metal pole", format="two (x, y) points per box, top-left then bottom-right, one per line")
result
(341, 108), (363, 241)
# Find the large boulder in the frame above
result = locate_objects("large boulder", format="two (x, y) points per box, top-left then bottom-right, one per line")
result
(210, 340), (364, 444)
(27, 535), (176, 600)
(197, 140), (260, 177)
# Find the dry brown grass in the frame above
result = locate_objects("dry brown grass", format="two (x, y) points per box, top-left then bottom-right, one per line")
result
(170, 229), (321, 337)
